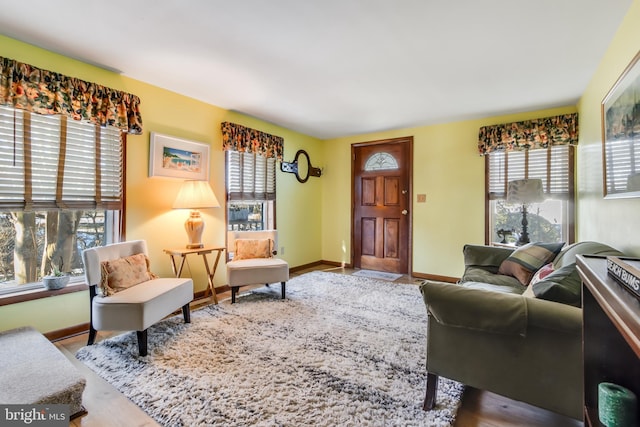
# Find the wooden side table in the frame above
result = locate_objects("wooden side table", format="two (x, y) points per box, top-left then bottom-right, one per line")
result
(163, 246), (225, 304)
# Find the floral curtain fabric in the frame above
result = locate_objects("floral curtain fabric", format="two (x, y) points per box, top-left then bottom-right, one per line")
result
(0, 56), (143, 134)
(221, 122), (283, 160)
(478, 113), (578, 155)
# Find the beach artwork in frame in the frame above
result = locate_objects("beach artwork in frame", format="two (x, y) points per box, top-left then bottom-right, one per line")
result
(149, 132), (210, 180)
(602, 50), (640, 198)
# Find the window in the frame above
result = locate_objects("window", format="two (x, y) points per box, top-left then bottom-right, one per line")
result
(487, 145), (574, 245)
(226, 150), (275, 231)
(0, 106), (123, 295)
(364, 152), (398, 171)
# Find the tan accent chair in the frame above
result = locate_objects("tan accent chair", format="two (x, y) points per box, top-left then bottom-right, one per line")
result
(226, 230), (289, 303)
(82, 240), (193, 356)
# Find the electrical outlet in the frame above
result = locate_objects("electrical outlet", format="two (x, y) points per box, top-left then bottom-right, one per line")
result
(280, 246), (285, 255)
(417, 194), (427, 203)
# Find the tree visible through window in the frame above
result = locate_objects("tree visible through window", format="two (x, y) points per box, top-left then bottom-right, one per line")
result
(0, 106), (122, 294)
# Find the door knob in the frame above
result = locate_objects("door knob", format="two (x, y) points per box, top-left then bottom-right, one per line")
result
(401, 210), (408, 215)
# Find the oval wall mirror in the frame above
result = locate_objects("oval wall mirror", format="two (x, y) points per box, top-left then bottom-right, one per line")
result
(280, 149), (322, 183)
(295, 150), (311, 183)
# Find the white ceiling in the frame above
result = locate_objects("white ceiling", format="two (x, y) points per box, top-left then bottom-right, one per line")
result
(0, 0), (633, 139)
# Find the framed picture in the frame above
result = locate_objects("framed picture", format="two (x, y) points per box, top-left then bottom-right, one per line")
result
(602, 50), (640, 198)
(149, 132), (210, 180)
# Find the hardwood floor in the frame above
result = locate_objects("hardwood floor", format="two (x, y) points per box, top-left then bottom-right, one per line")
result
(56, 265), (582, 426)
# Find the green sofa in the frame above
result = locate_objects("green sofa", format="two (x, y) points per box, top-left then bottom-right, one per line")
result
(419, 241), (622, 420)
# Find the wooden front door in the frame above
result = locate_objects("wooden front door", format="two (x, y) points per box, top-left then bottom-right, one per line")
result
(352, 137), (412, 274)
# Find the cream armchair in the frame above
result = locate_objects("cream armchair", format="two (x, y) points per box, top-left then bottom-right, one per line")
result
(82, 240), (193, 356)
(226, 230), (289, 303)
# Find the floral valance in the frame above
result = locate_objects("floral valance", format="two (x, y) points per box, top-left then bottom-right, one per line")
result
(478, 113), (578, 156)
(0, 56), (143, 134)
(221, 122), (283, 160)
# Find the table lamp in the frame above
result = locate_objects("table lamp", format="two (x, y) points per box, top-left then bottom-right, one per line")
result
(507, 178), (545, 246)
(173, 180), (220, 249)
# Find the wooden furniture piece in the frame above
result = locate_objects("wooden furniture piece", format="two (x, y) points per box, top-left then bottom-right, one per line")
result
(577, 254), (640, 427)
(164, 246), (225, 304)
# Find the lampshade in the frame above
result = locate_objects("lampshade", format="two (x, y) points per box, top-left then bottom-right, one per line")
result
(507, 179), (545, 204)
(173, 180), (220, 249)
(173, 180), (220, 209)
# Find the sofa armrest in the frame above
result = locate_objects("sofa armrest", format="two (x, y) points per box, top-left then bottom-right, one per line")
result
(525, 295), (582, 334)
(462, 244), (514, 274)
(420, 280), (581, 337)
(421, 280), (527, 335)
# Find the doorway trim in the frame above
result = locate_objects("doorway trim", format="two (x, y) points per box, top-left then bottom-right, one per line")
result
(351, 136), (413, 274)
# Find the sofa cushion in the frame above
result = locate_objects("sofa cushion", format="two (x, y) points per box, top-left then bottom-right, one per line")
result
(459, 281), (525, 295)
(99, 253), (156, 296)
(553, 241), (623, 269)
(498, 242), (565, 286)
(531, 264), (582, 307)
(460, 267), (524, 290)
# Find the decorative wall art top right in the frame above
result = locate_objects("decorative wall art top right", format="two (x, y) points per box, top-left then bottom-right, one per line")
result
(602, 50), (640, 198)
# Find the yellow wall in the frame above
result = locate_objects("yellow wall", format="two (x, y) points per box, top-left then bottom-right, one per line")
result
(576, 0), (640, 256)
(1, 0), (639, 334)
(321, 106), (577, 278)
(0, 35), (323, 334)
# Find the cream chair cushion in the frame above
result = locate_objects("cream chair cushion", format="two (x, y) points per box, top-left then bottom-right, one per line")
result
(226, 230), (289, 303)
(227, 258), (289, 287)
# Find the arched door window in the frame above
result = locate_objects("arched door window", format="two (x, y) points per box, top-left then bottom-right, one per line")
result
(364, 152), (398, 171)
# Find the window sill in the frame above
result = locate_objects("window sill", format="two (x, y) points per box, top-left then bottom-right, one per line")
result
(0, 282), (89, 306)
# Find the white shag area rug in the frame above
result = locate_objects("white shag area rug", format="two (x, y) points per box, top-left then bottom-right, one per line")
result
(75, 271), (464, 426)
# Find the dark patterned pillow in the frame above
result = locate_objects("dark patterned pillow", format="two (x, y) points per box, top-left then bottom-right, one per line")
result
(498, 242), (565, 286)
(531, 264), (582, 307)
(529, 262), (555, 286)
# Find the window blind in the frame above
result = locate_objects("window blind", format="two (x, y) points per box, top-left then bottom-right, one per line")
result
(487, 145), (572, 200)
(0, 106), (123, 211)
(226, 150), (276, 201)
(605, 137), (640, 194)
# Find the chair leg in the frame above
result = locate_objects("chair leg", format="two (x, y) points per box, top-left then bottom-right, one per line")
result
(137, 330), (148, 357)
(88, 285), (98, 345)
(231, 287), (238, 304)
(281, 281), (286, 299)
(182, 303), (191, 323)
(87, 324), (97, 346)
(423, 372), (438, 410)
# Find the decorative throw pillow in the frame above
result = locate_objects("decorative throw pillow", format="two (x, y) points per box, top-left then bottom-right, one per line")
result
(529, 262), (555, 286)
(233, 239), (273, 261)
(531, 264), (582, 307)
(498, 242), (565, 286)
(99, 253), (156, 296)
